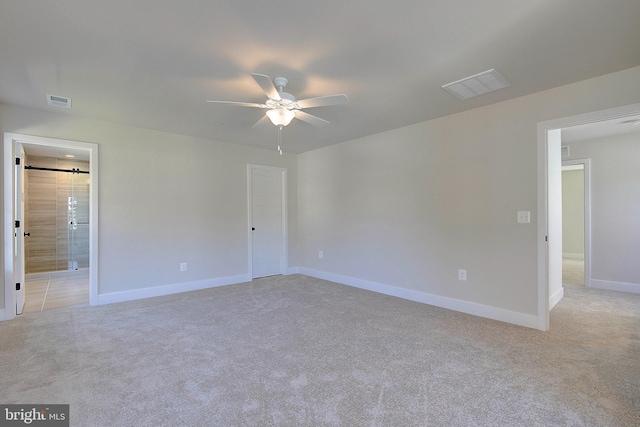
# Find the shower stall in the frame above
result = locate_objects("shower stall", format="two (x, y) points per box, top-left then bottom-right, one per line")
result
(24, 156), (90, 273)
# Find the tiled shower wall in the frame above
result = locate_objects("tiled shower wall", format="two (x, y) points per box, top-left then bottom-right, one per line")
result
(24, 155), (90, 273)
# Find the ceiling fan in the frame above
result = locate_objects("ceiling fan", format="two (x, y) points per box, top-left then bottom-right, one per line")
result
(207, 73), (349, 128)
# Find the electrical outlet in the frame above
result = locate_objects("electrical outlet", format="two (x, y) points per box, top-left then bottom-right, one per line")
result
(318, 251), (324, 259)
(180, 262), (188, 272)
(458, 269), (467, 281)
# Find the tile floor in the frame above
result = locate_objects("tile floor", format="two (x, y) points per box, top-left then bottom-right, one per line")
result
(23, 269), (89, 314)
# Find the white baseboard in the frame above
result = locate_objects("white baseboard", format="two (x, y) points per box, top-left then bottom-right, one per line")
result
(0, 308), (6, 321)
(562, 253), (584, 260)
(285, 267), (300, 275)
(299, 268), (539, 329)
(590, 279), (640, 294)
(549, 286), (564, 309)
(97, 274), (251, 306)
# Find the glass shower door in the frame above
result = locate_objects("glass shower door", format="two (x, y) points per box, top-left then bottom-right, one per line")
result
(67, 171), (90, 270)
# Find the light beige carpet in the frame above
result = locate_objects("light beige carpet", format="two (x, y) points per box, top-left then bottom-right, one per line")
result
(563, 258), (585, 286)
(1, 275), (638, 426)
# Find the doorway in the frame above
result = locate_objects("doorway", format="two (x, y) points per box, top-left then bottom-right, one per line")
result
(247, 164), (287, 279)
(537, 102), (640, 330)
(3, 133), (99, 320)
(561, 160), (591, 288)
(22, 153), (90, 313)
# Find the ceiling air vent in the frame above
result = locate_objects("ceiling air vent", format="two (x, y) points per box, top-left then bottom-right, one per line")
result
(47, 94), (72, 108)
(442, 69), (510, 100)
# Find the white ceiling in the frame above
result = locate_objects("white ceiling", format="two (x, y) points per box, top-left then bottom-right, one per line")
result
(1, 0), (640, 154)
(22, 143), (90, 161)
(562, 115), (640, 143)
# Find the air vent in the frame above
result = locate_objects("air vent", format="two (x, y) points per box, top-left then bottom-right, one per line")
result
(442, 69), (511, 100)
(47, 94), (72, 108)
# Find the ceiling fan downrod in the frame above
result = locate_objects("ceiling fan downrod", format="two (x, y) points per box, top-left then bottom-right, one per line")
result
(273, 77), (288, 93)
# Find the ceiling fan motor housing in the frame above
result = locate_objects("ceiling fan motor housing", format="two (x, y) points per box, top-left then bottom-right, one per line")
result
(267, 91), (297, 109)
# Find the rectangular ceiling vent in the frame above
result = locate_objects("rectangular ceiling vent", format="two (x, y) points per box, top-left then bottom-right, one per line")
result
(442, 69), (510, 100)
(47, 94), (72, 108)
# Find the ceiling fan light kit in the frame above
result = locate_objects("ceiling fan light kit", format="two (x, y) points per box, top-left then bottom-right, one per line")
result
(266, 108), (296, 127)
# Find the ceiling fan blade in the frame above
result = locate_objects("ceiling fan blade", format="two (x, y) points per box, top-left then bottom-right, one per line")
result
(296, 94), (349, 109)
(206, 100), (266, 108)
(251, 115), (270, 128)
(251, 73), (281, 101)
(295, 110), (330, 126)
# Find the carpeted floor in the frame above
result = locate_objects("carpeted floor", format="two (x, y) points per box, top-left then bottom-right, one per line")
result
(1, 275), (638, 426)
(563, 258), (585, 286)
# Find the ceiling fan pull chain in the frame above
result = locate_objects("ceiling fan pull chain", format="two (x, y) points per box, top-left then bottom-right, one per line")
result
(277, 125), (283, 155)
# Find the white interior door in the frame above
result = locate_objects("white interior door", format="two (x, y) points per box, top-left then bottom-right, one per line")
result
(547, 129), (563, 309)
(15, 144), (26, 314)
(250, 166), (284, 278)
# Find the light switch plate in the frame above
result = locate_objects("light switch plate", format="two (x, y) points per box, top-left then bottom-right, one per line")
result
(517, 211), (531, 223)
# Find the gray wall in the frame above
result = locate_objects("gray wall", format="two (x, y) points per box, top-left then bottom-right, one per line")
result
(1, 105), (297, 306)
(297, 66), (640, 317)
(565, 131), (640, 287)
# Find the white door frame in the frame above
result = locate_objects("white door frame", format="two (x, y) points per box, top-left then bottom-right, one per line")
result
(536, 102), (640, 331)
(247, 164), (288, 279)
(3, 133), (99, 320)
(561, 159), (592, 288)
(14, 144), (26, 314)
